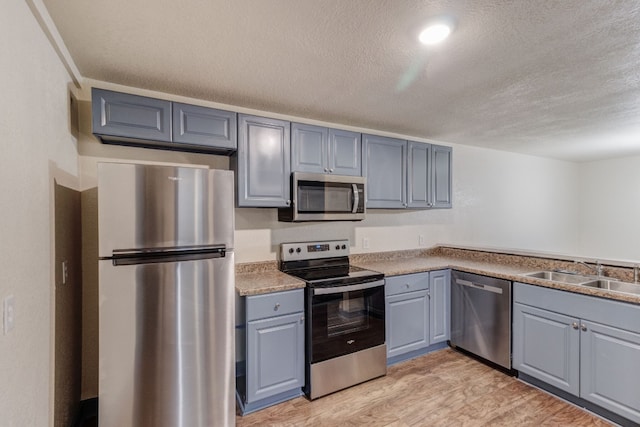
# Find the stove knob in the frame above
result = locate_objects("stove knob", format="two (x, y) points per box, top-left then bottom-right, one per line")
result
(296, 247), (301, 253)
(341, 244), (346, 250)
(288, 248), (294, 254)
(335, 245), (340, 250)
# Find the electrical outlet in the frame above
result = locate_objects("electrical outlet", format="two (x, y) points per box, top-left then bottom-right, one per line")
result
(362, 237), (370, 249)
(4, 295), (15, 335)
(418, 235), (425, 246)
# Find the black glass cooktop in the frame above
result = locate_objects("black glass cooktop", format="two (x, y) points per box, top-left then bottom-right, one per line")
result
(282, 263), (384, 288)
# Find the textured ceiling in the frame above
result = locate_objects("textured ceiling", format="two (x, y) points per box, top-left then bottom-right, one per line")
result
(42, 0), (640, 162)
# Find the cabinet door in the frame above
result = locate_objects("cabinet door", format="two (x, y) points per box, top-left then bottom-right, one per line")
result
(92, 88), (171, 142)
(172, 103), (237, 150)
(329, 129), (361, 176)
(362, 135), (406, 208)
(237, 114), (291, 207)
(386, 290), (430, 358)
(246, 312), (304, 403)
(407, 141), (432, 208)
(580, 321), (640, 424)
(429, 270), (450, 344)
(291, 123), (328, 174)
(513, 303), (580, 396)
(432, 145), (452, 208)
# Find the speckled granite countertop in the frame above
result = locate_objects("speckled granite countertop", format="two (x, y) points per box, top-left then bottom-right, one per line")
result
(235, 248), (640, 304)
(235, 261), (305, 296)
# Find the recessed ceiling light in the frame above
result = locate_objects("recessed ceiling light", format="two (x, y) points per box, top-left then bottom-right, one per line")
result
(418, 23), (451, 45)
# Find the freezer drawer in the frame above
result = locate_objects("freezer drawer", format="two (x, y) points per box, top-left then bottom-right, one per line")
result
(98, 254), (235, 427)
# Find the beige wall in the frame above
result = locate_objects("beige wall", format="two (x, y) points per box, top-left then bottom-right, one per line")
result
(0, 1), (79, 426)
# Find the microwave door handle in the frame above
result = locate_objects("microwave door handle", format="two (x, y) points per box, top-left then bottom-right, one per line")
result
(352, 184), (359, 213)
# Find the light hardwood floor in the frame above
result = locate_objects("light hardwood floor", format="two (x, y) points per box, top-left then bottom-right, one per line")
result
(236, 348), (614, 426)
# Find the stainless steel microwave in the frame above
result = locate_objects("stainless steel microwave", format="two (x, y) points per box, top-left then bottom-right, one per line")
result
(278, 172), (366, 222)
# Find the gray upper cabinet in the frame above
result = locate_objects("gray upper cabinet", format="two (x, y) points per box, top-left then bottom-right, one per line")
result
(291, 123), (361, 176)
(92, 88), (171, 142)
(172, 103), (236, 150)
(291, 123), (328, 174)
(362, 135), (407, 208)
(407, 141), (432, 208)
(236, 114), (291, 207)
(92, 88), (237, 153)
(432, 145), (452, 208)
(329, 128), (361, 176)
(363, 134), (452, 209)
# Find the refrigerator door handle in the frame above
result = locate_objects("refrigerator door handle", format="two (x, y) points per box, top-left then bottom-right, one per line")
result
(111, 244), (226, 266)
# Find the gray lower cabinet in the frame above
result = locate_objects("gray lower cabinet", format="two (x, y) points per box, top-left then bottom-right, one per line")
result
(386, 273), (430, 359)
(291, 123), (361, 176)
(385, 271), (450, 364)
(240, 289), (305, 413)
(236, 114), (291, 207)
(513, 303), (580, 395)
(363, 134), (452, 209)
(429, 269), (451, 344)
(513, 282), (640, 424)
(92, 88), (237, 153)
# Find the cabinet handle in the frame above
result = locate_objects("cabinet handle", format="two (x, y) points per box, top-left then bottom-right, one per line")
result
(329, 168), (334, 173)
(274, 303), (280, 311)
(427, 202), (433, 207)
(300, 316), (304, 323)
(324, 168), (328, 173)
(581, 324), (587, 332)
(286, 200), (291, 206)
(572, 322), (579, 330)
(405, 283), (410, 289)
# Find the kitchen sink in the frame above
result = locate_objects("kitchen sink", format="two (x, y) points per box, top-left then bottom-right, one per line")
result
(524, 271), (593, 285)
(580, 279), (640, 295)
(523, 271), (640, 296)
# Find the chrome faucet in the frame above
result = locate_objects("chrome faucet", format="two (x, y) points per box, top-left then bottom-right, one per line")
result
(574, 260), (604, 277)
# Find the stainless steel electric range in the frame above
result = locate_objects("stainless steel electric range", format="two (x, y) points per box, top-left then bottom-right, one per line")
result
(279, 239), (386, 400)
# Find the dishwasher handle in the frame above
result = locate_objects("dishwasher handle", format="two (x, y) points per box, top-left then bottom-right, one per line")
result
(455, 279), (504, 295)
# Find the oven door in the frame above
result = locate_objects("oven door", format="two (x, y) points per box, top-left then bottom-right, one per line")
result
(309, 280), (385, 364)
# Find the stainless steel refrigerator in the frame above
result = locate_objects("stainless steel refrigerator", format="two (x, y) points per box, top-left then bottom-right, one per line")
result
(98, 162), (235, 427)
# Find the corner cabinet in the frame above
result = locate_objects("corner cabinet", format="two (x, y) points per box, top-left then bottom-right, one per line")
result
(429, 269), (451, 344)
(513, 282), (640, 425)
(385, 270), (450, 365)
(362, 134), (452, 209)
(291, 123), (361, 176)
(235, 114), (291, 207)
(238, 289), (305, 415)
(91, 88), (237, 153)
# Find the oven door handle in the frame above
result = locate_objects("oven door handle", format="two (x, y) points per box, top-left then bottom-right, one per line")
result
(313, 279), (385, 295)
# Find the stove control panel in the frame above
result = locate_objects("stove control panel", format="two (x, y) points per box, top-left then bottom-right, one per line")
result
(281, 239), (350, 261)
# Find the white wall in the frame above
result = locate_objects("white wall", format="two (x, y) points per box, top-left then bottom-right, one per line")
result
(0, 1), (79, 426)
(235, 144), (581, 262)
(577, 155), (640, 262)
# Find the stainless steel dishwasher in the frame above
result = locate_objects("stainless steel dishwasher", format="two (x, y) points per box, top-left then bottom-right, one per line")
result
(450, 270), (512, 370)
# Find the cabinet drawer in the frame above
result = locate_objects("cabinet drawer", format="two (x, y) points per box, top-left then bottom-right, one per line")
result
(386, 272), (429, 296)
(246, 289), (304, 321)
